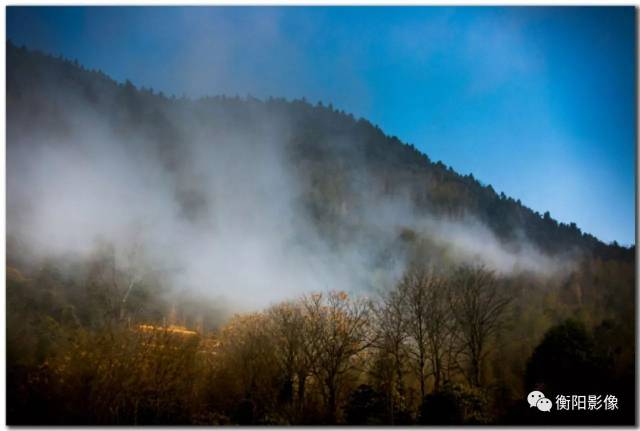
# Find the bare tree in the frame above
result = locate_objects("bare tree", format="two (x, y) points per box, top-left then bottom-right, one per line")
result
(118, 235), (146, 322)
(400, 266), (453, 397)
(399, 267), (430, 399)
(373, 286), (409, 422)
(267, 301), (311, 418)
(217, 312), (279, 403)
(448, 265), (511, 387)
(423, 270), (454, 392)
(301, 291), (374, 423)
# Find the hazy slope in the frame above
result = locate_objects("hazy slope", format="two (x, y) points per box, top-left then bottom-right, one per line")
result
(6, 41), (633, 308)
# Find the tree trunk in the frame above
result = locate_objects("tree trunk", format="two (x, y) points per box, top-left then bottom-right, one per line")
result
(433, 354), (441, 392)
(470, 353), (481, 387)
(326, 378), (337, 424)
(296, 374), (306, 414)
(419, 352), (426, 399)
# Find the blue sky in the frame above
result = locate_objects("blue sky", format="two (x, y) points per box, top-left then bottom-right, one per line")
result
(7, 6), (636, 245)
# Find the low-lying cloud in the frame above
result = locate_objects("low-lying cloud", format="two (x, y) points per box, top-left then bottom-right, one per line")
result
(7, 81), (572, 312)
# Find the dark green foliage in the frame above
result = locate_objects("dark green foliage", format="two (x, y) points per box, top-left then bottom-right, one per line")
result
(519, 320), (635, 425)
(233, 399), (257, 425)
(526, 319), (602, 393)
(418, 383), (491, 425)
(419, 389), (464, 425)
(344, 385), (386, 425)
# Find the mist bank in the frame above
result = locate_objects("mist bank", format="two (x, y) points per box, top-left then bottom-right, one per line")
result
(8, 43), (622, 312)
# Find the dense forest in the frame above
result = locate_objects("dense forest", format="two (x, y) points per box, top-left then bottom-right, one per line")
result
(6, 41), (636, 425)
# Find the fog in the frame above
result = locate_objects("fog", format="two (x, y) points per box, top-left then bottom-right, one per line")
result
(7, 81), (571, 313)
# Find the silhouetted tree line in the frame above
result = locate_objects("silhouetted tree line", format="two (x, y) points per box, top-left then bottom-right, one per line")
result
(7, 250), (635, 425)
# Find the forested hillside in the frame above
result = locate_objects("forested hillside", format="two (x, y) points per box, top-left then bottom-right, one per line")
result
(6, 41), (635, 425)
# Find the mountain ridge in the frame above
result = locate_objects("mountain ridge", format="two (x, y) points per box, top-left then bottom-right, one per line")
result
(6, 40), (634, 262)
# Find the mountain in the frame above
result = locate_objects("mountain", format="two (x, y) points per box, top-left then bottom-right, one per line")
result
(6, 40), (635, 426)
(6, 41), (632, 265)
